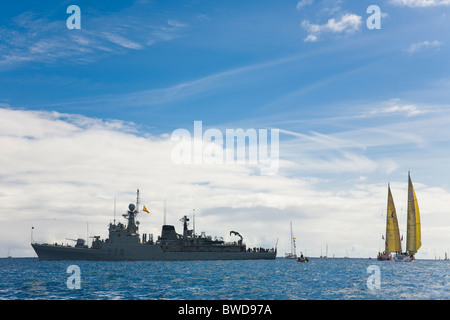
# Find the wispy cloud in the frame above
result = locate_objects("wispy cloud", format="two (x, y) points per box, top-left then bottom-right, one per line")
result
(0, 6), (189, 70)
(390, 0), (450, 7)
(367, 99), (429, 117)
(406, 40), (442, 53)
(301, 13), (362, 42)
(50, 51), (319, 110)
(264, 97), (450, 179)
(102, 32), (144, 50)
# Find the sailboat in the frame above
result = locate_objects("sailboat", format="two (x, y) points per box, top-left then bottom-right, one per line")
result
(320, 243), (328, 259)
(284, 221), (297, 259)
(394, 172), (421, 262)
(377, 184), (401, 261)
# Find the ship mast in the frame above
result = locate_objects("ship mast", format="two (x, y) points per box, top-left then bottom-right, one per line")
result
(136, 189), (140, 213)
(123, 189), (140, 235)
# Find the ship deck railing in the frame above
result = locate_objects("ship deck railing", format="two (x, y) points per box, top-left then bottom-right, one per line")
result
(33, 242), (76, 248)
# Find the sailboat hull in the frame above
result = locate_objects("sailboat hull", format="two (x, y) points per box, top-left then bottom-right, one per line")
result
(394, 253), (414, 262)
(377, 252), (392, 261)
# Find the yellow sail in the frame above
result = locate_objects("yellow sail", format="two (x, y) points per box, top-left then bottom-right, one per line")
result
(385, 184), (401, 253)
(406, 173), (421, 254)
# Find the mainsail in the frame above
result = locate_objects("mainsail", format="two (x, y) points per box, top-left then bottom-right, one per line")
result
(406, 172), (421, 254)
(385, 184), (401, 253)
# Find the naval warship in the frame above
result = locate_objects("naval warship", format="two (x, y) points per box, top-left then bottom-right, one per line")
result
(31, 190), (277, 261)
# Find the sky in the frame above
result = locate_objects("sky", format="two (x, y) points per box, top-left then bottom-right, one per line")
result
(1, 0), (450, 259)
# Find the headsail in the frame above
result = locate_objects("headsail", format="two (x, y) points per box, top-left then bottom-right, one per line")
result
(406, 172), (421, 254)
(385, 184), (401, 253)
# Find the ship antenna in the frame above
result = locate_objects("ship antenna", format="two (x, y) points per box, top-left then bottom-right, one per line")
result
(113, 196), (116, 224)
(136, 189), (140, 213)
(193, 209), (195, 235)
(163, 199), (167, 225)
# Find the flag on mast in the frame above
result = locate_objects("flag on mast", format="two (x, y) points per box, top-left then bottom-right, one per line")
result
(143, 205), (150, 213)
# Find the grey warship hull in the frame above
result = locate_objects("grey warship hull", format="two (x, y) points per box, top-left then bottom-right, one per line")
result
(31, 242), (276, 261)
(31, 190), (277, 261)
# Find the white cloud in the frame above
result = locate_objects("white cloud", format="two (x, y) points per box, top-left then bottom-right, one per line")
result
(304, 34), (318, 42)
(407, 40), (442, 53)
(1, 108), (449, 259)
(390, 0), (450, 6)
(368, 100), (429, 117)
(296, 0), (314, 10)
(0, 108), (311, 256)
(301, 13), (362, 42)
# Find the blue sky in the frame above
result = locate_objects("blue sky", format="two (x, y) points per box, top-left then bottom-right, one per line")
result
(1, 0), (450, 259)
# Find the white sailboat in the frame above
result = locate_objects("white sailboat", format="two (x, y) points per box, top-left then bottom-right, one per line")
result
(284, 221), (297, 259)
(394, 172), (422, 262)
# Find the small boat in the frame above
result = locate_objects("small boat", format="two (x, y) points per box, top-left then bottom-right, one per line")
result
(297, 253), (309, 262)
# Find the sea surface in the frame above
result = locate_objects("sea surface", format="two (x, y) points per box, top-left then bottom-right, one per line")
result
(0, 257), (448, 300)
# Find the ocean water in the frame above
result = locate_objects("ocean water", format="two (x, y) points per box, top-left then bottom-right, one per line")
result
(0, 257), (448, 300)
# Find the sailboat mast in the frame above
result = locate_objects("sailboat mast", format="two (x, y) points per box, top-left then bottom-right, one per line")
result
(290, 221), (293, 256)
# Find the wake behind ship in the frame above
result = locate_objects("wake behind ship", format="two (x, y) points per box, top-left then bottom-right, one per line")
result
(31, 190), (277, 261)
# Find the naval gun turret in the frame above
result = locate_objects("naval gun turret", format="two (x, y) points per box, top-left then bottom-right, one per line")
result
(65, 238), (87, 248)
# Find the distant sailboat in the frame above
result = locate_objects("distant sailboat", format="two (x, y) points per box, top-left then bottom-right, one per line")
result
(284, 221), (297, 259)
(394, 172), (421, 262)
(320, 243), (328, 259)
(378, 184), (401, 261)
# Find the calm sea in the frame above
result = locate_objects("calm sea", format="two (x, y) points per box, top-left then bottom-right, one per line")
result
(0, 257), (448, 300)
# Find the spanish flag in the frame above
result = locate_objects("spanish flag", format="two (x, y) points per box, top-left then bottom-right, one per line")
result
(143, 205), (150, 213)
